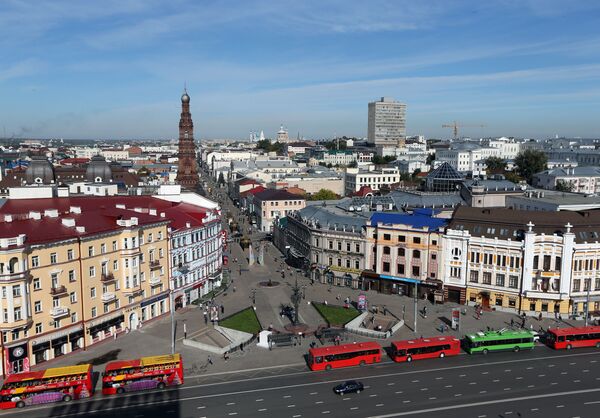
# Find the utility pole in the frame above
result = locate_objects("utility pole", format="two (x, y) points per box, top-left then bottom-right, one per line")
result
(170, 279), (175, 355)
(585, 283), (591, 326)
(414, 282), (418, 334)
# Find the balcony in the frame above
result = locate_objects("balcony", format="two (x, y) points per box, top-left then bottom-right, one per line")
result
(149, 276), (162, 286)
(50, 285), (67, 296)
(149, 260), (161, 271)
(0, 271), (33, 283)
(50, 306), (69, 319)
(101, 292), (116, 303)
(101, 272), (116, 282)
(123, 286), (142, 295)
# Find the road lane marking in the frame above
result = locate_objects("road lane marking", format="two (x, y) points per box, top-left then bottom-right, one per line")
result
(227, 402), (236, 405)
(528, 385), (535, 388)
(322, 411), (330, 414)
(228, 413), (237, 416)
(531, 408), (539, 411)
(287, 404), (295, 408)
(310, 392), (318, 395)
(316, 401), (324, 404)
(516, 377), (523, 380)
(256, 399), (264, 402)
(526, 367), (533, 370)
(469, 382), (476, 385)
(479, 390), (487, 394)
(283, 395), (292, 398)
(436, 377), (443, 380)
(293, 415), (301, 417)
(481, 372), (489, 375)
(402, 400), (411, 403)
(504, 369), (511, 372)
(387, 383), (395, 386)
(367, 387), (600, 418)
(574, 379), (581, 382)
(493, 379), (500, 382)
(420, 388), (428, 391)
(13, 351), (600, 417)
(556, 405), (564, 408)
(395, 391), (403, 394)
(583, 369), (589, 372)
(504, 388), (511, 391)
(454, 394), (462, 397)
(561, 371), (568, 374)
(351, 407), (359, 410)
(376, 404), (384, 407)
(551, 382), (558, 385)
(197, 406), (206, 409)
(429, 397), (437, 400)
(370, 394), (378, 397)
(459, 374), (466, 377)
(584, 400), (600, 404)
(411, 379), (420, 383)
(258, 408), (267, 412)
(445, 385), (453, 388)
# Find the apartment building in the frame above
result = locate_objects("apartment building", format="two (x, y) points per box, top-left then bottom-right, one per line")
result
(344, 167), (400, 195)
(363, 212), (448, 298)
(533, 167), (600, 194)
(367, 97), (406, 147)
(443, 207), (600, 317)
(249, 189), (306, 232)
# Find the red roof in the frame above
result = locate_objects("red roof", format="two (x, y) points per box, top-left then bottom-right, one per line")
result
(59, 157), (90, 165)
(309, 341), (381, 357)
(353, 185), (374, 197)
(240, 185), (266, 198)
(0, 196), (220, 244)
(547, 326), (600, 336)
(238, 178), (260, 186)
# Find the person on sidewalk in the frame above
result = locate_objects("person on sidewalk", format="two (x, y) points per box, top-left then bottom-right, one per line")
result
(208, 355), (213, 365)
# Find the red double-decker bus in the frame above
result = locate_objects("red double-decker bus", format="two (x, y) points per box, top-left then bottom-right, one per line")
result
(307, 342), (382, 371)
(390, 336), (461, 362)
(102, 353), (184, 395)
(0, 364), (93, 409)
(546, 326), (600, 350)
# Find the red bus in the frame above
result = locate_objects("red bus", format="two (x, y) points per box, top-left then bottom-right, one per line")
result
(391, 336), (461, 362)
(307, 342), (382, 371)
(546, 326), (600, 350)
(0, 364), (93, 409)
(102, 353), (184, 395)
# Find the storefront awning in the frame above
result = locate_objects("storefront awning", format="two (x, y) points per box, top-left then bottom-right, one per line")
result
(86, 311), (125, 329)
(31, 324), (83, 346)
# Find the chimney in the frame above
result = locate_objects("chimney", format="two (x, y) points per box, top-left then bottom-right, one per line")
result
(186, 222), (191, 228)
(29, 211), (41, 220)
(76, 226), (86, 233)
(62, 218), (76, 227)
(134, 207), (143, 213)
(160, 212), (165, 218)
(149, 209), (157, 216)
(115, 204), (126, 209)
(4, 214), (12, 222)
(44, 209), (58, 218)
(70, 206), (81, 214)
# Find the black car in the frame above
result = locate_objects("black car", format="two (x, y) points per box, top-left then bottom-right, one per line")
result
(333, 380), (364, 395)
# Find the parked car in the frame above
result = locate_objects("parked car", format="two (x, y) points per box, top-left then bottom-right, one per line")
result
(333, 380), (364, 395)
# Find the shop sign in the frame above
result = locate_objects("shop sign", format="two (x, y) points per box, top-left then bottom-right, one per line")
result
(330, 265), (362, 274)
(357, 294), (367, 311)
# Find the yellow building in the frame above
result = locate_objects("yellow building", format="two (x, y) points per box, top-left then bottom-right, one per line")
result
(0, 198), (171, 376)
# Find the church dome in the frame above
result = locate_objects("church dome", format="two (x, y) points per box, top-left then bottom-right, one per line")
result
(181, 92), (190, 103)
(25, 156), (55, 184)
(86, 155), (112, 183)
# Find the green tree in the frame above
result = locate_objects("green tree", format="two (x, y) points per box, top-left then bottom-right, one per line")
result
(514, 150), (548, 183)
(504, 171), (522, 184)
(309, 189), (339, 200)
(218, 172), (225, 185)
(372, 155), (396, 165)
(347, 160), (358, 168)
(485, 156), (507, 174)
(556, 180), (573, 192)
(426, 153), (435, 165)
(256, 139), (284, 154)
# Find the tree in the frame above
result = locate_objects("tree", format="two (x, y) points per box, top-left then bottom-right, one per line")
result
(218, 172), (225, 185)
(256, 139), (283, 154)
(372, 155), (396, 165)
(504, 171), (522, 184)
(309, 189), (339, 201)
(556, 180), (573, 192)
(426, 153), (435, 165)
(485, 156), (507, 174)
(347, 160), (358, 168)
(514, 150), (547, 183)
(411, 168), (422, 178)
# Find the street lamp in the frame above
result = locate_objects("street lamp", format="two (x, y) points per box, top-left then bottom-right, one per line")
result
(170, 278), (175, 355)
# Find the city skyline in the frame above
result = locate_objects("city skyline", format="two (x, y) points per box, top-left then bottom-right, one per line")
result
(2, 1), (600, 140)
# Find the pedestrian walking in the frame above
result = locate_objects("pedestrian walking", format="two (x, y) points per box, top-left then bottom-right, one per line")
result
(208, 355), (213, 365)
(184, 323), (187, 339)
(510, 318), (514, 328)
(538, 312), (543, 321)
(221, 304), (225, 314)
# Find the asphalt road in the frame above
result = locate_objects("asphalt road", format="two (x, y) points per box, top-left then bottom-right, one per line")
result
(5, 345), (600, 418)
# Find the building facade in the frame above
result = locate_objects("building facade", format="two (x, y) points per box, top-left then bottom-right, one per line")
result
(344, 167), (401, 195)
(250, 189), (306, 232)
(367, 97), (406, 147)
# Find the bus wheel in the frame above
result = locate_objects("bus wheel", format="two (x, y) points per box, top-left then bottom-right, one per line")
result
(513, 346), (520, 353)
(439, 352), (445, 358)
(359, 360), (366, 366)
(117, 387), (125, 394)
(63, 394), (72, 402)
(157, 382), (166, 390)
(566, 344), (572, 350)
(16, 401), (25, 408)
(482, 349), (488, 355)
(406, 356), (412, 362)
(326, 364), (332, 371)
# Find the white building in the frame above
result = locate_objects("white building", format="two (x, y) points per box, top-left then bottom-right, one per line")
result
(344, 166), (401, 195)
(533, 167), (600, 194)
(436, 143), (501, 173)
(368, 97), (406, 147)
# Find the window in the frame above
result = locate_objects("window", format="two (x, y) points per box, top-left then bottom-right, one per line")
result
(89, 266), (95, 277)
(543, 255), (551, 271)
(470, 271), (479, 283)
(384, 234), (391, 241)
(91, 307), (97, 318)
(104, 304), (110, 314)
(355, 244), (360, 253)
(355, 260), (360, 270)
(50, 253), (57, 264)
(35, 323), (43, 334)
(12, 330), (19, 340)
(34, 301), (42, 313)
(450, 267), (461, 278)
(451, 248), (461, 260)
(413, 237), (421, 244)
(496, 274), (505, 287)
(33, 278), (41, 290)
(115, 299), (120, 309)
(383, 262), (390, 272)
(159, 248), (164, 258)
(413, 250), (421, 259)
(346, 243), (351, 252)
(573, 279), (581, 292)
(113, 260), (119, 270)
(397, 264), (405, 275)
(398, 235), (406, 243)
(412, 266), (420, 277)
(584, 279), (591, 292)
(69, 270), (75, 282)
(337, 242), (342, 251)
(91, 287), (96, 298)
(71, 312), (77, 323)
(101, 243), (106, 254)
(483, 272), (492, 285)
(432, 240), (437, 246)
(70, 292), (77, 303)
(14, 307), (21, 321)
(31, 256), (39, 268)
(398, 248), (405, 257)
(53, 320), (60, 329)
(112, 240), (117, 251)
(88, 246), (94, 257)
(383, 246), (391, 255)
(596, 277), (600, 290)
(533, 255), (539, 269)
(431, 253), (437, 260)
(148, 233), (153, 243)
(12, 285), (21, 297)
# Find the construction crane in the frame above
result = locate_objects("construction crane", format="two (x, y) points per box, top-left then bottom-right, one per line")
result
(442, 121), (486, 139)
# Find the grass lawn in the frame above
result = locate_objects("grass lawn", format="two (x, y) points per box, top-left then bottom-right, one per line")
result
(219, 307), (262, 335)
(312, 302), (360, 326)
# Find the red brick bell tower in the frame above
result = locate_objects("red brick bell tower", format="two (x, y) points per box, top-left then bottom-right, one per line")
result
(175, 88), (199, 189)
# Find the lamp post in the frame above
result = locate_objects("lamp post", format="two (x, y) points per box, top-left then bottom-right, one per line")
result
(414, 281), (418, 334)
(170, 278), (175, 355)
(585, 283), (591, 327)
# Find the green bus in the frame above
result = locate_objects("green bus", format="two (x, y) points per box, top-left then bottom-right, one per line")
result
(464, 329), (535, 354)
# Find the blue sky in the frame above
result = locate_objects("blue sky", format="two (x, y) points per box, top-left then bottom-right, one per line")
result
(1, 0), (600, 140)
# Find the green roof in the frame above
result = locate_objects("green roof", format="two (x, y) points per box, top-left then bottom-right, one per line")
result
(466, 329), (534, 342)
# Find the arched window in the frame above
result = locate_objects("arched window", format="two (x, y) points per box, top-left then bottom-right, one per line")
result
(383, 246), (391, 255)
(413, 250), (421, 259)
(8, 257), (19, 274)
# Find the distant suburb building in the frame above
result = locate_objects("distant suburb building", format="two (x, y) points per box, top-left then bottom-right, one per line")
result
(345, 167), (400, 195)
(367, 97), (406, 148)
